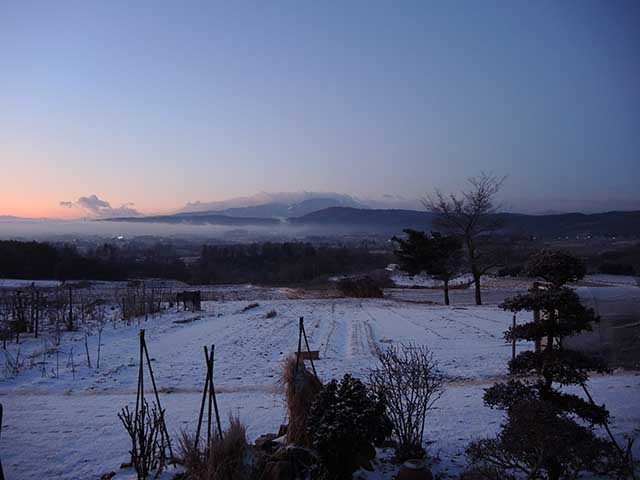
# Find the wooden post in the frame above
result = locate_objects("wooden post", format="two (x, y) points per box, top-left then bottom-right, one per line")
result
(84, 333), (92, 368)
(0, 403), (5, 480)
(532, 282), (541, 353)
(144, 282), (148, 322)
(68, 287), (73, 331)
(96, 329), (102, 370)
(41, 337), (46, 377)
(512, 314), (516, 360)
(301, 319), (318, 379)
(70, 348), (75, 380)
(294, 317), (303, 373)
(29, 288), (35, 334)
(34, 292), (39, 339)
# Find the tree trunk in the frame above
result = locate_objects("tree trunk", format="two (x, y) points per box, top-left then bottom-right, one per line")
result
(467, 240), (482, 305)
(473, 271), (482, 305)
(443, 280), (450, 306)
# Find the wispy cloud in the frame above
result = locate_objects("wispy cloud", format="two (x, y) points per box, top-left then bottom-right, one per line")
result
(59, 194), (141, 218)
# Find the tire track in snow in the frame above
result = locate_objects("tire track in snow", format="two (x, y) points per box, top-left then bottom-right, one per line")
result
(357, 303), (382, 356)
(452, 307), (504, 325)
(446, 311), (498, 339)
(377, 303), (449, 340)
(346, 306), (375, 358)
(320, 303), (338, 357)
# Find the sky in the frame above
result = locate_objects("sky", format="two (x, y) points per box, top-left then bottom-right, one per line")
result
(1, 0), (639, 218)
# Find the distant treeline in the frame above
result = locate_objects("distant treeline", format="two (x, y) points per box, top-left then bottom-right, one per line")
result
(192, 243), (390, 284)
(0, 240), (392, 285)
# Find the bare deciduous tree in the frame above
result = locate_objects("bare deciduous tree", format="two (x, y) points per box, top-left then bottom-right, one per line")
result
(425, 172), (506, 305)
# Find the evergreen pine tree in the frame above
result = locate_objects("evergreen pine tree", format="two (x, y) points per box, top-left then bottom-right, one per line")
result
(392, 230), (462, 305)
(465, 250), (630, 479)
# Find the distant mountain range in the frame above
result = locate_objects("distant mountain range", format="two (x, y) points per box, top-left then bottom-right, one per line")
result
(103, 200), (640, 238)
(176, 197), (366, 219)
(177, 192), (365, 215)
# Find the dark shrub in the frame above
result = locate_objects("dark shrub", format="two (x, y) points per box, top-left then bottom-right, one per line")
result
(598, 262), (635, 276)
(336, 276), (384, 298)
(307, 374), (392, 479)
(497, 265), (524, 277)
(526, 249), (586, 286)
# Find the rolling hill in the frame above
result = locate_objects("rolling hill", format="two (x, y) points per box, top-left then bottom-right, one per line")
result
(103, 207), (640, 238)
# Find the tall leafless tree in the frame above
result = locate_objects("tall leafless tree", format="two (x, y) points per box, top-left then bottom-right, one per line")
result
(424, 172), (506, 305)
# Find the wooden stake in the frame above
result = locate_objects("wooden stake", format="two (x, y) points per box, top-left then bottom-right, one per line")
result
(41, 338), (46, 377)
(84, 333), (92, 368)
(96, 329), (102, 370)
(0, 403), (5, 480)
(195, 347), (211, 450)
(69, 348), (75, 380)
(209, 345), (222, 440)
(301, 319), (318, 380)
(512, 314), (517, 360)
(533, 282), (541, 353)
(141, 330), (174, 460)
(295, 317), (303, 373)
(205, 346), (213, 447)
(196, 344), (223, 452)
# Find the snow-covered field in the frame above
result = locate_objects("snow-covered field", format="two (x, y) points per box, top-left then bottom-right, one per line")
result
(1, 294), (639, 479)
(390, 273), (474, 288)
(583, 274), (640, 287)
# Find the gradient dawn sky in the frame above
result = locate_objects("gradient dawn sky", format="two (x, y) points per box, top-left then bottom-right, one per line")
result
(1, 0), (639, 218)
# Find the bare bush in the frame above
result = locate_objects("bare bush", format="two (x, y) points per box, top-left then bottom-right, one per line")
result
(369, 344), (444, 460)
(118, 400), (169, 479)
(3, 348), (25, 377)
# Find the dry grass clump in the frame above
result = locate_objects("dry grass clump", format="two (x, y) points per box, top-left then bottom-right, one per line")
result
(281, 355), (322, 447)
(179, 415), (254, 480)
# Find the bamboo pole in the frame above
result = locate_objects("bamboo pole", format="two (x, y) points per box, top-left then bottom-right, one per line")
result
(301, 319), (318, 379)
(195, 347), (211, 450)
(142, 330), (174, 460)
(209, 345), (222, 440)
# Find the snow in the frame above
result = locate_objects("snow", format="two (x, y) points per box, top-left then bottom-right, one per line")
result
(583, 274), (640, 287)
(1, 294), (639, 479)
(391, 273), (474, 288)
(0, 278), (62, 289)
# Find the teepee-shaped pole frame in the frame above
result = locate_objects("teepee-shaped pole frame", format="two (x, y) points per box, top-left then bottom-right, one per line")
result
(294, 317), (318, 380)
(135, 330), (174, 462)
(195, 344), (223, 451)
